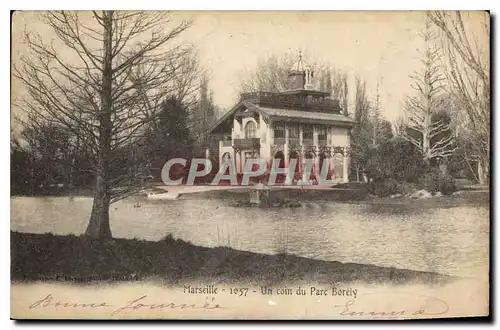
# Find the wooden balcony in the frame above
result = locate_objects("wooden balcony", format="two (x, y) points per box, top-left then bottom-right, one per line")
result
(233, 138), (260, 149)
(240, 91), (341, 112)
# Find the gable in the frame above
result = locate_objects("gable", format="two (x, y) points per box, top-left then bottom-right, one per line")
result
(209, 101), (269, 134)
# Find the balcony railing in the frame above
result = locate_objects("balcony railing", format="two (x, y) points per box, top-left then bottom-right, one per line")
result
(233, 138), (260, 149)
(289, 138), (300, 146)
(303, 139), (314, 147)
(240, 91), (341, 112)
(274, 137), (286, 145)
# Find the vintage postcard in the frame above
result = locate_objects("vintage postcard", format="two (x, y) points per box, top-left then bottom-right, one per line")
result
(10, 10), (490, 320)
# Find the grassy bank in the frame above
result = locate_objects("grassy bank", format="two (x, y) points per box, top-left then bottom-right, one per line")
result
(11, 231), (450, 286)
(178, 185), (488, 210)
(179, 186), (369, 202)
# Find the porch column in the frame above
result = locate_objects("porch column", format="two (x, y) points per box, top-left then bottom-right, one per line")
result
(299, 125), (304, 172)
(218, 141), (224, 164)
(343, 155), (349, 183)
(343, 132), (351, 183)
(313, 125), (318, 148)
(313, 126), (319, 176)
(235, 150), (241, 173)
(318, 155), (331, 185)
(284, 123), (290, 168)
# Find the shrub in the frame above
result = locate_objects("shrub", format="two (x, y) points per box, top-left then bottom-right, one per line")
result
(439, 174), (457, 195)
(419, 169), (456, 195)
(161, 233), (175, 241)
(420, 170), (440, 194)
(370, 179), (400, 197)
(363, 138), (428, 183)
(397, 181), (419, 196)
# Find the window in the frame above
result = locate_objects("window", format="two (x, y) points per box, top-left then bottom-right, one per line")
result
(289, 123), (300, 138)
(303, 124), (313, 140)
(274, 122), (286, 139)
(245, 121), (256, 138)
(318, 126), (327, 141)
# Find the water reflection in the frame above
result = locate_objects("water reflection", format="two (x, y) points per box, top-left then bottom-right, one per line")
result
(10, 197), (489, 278)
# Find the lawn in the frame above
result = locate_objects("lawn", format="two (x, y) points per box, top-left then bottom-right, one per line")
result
(11, 231), (450, 286)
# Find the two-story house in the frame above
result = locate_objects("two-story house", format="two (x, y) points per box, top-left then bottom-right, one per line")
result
(207, 54), (356, 182)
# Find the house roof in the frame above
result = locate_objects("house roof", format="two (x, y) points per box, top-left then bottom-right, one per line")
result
(256, 106), (356, 125)
(209, 100), (356, 133)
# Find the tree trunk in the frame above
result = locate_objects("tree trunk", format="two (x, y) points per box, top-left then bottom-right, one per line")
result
(86, 170), (112, 238)
(478, 158), (489, 185)
(85, 10), (113, 239)
(422, 131), (430, 165)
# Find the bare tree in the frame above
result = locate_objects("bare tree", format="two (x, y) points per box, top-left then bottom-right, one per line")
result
(238, 54), (295, 93)
(354, 76), (370, 126)
(350, 76), (371, 182)
(371, 80), (382, 147)
(394, 116), (408, 137)
(403, 15), (455, 164)
(14, 11), (193, 238)
(190, 71), (217, 145)
(330, 71), (349, 116)
(429, 10), (490, 183)
(167, 46), (203, 111)
(318, 67), (349, 116)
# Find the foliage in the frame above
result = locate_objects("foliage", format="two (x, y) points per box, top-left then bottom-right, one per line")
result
(363, 137), (428, 183)
(356, 135), (458, 197)
(446, 140), (480, 182)
(147, 97), (194, 156)
(11, 139), (36, 195)
(142, 96), (195, 181)
(11, 120), (95, 195)
(369, 179), (400, 197)
(419, 168), (457, 195)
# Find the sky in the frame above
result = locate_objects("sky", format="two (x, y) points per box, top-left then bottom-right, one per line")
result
(11, 11), (488, 125)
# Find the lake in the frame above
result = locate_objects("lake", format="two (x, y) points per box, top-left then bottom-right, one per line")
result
(10, 195), (489, 279)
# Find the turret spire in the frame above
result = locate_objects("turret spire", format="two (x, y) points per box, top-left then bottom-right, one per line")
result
(288, 50), (314, 90)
